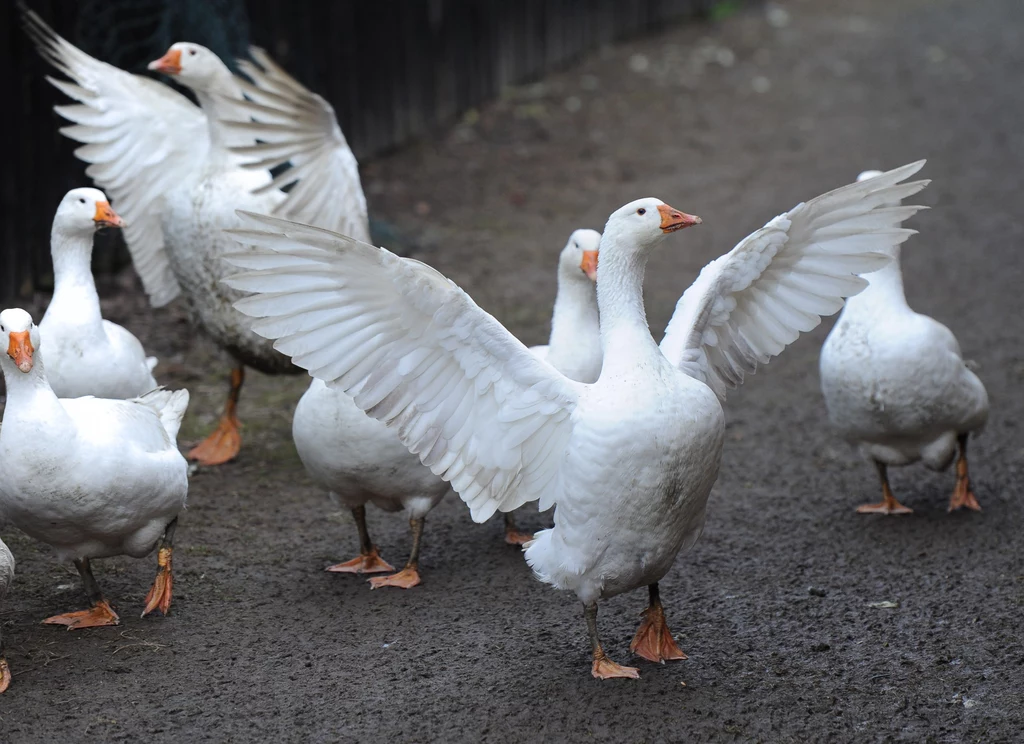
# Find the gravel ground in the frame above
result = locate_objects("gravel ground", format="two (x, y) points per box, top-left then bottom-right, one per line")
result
(2, 0), (1022, 741)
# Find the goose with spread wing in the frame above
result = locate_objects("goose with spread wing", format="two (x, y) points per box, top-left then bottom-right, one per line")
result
(40, 188), (159, 399)
(291, 228), (601, 587)
(0, 309), (189, 628)
(23, 10), (368, 466)
(820, 170), (988, 514)
(223, 162), (928, 679)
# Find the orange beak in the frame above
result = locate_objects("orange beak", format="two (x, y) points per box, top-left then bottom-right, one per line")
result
(148, 48), (182, 75)
(658, 204), (702, 233)
(7, 331), (33, 373)
(579, 250), (599, 281)
(94, 201), (124, 229)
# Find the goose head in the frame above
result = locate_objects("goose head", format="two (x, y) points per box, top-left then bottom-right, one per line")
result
(0, 309), (40, 374)
(602, 197), (701, 256)
(148, 42), (229, 91)
(560, 229), (602, 283)
(54, 188), (124, 237)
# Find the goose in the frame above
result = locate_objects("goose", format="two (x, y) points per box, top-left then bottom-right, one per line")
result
(0, 537), (13, 693)
(40, 187), (159, 399)
(24, 10), (368, 465)
(0, 309), (189, 627)
(291, 228), (602, 587)
(223, 162), (927, 679)
(819, 170), (988, 514)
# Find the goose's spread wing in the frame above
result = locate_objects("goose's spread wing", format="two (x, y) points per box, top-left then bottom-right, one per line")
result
(223, 48), (371, 242)
(660, 161), (929, 401)
(24, 10), (207, 307)
(223, 214), (579, 521)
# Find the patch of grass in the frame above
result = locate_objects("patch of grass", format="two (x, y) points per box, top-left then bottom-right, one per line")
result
(710, 0), (744, 22)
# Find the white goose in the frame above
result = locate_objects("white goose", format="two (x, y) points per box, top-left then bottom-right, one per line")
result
(40, 188), (159, 399)
(0, 537), (13, 693)
(291, 228), (602, 587)
(24, 10), (368, 465)
(224, 162), (927, 679)
(819, 170), (989, 514)
(0, 309), (189, 627)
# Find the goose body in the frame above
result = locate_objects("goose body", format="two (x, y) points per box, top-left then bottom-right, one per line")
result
(819, 170), (988, 513)
(225, 162), (928, 678)
(0, 308), (189, 625)
(26, 11), (368, 464)
(40, 188), (158, 399)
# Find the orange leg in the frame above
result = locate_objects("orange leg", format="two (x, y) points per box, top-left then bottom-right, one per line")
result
(327, 505), (395, 574)
(857, 461), (913, 515)
(503, 512), (534, 546)
(143, 518), (177, 618)
(369, 516), (424, 590)
(630, 583), (687, 663)
(43, 558), (120, 630)
(188, 365), (244, 466)
(949, 433), (982, 512)
(0, 654), (10, 694)
(585, 602), (639, 680)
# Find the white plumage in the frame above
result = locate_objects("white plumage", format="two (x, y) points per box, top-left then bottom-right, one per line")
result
(40, 187), (159, 399)
(224, 161), (927, 679)
(0, 308), (189, 627)
(819, 169), (989, 514)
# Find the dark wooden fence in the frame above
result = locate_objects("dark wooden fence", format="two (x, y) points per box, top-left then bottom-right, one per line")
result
(6, 0), (724, 303)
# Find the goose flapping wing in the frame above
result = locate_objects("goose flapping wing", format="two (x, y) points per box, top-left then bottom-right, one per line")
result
(659, 161), (929, 401)
(222, 48), (371, 242)
(222, 214), (580, 521)
(23, 9), (206, 307)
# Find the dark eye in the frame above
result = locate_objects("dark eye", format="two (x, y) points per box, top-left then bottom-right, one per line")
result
(189, 49), (197, 56)
(78, 198), (86, 204)
(636, 208), (646, 215)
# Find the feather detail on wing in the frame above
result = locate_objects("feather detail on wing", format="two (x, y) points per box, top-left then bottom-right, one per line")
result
(222, 48), (371, 243)
(222, 213), (578, 522)
(660, 161), (929, 401)
(22, 9), (204, 307)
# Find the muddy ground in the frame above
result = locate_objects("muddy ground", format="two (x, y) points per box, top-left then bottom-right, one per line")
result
(2, 0), (1023, 741)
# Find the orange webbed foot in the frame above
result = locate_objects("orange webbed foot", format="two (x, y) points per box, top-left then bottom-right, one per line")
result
(43, 600), (120, 630)
(856, 500), (913, 515)
(0, 657), (11, 694)
(630, 603), (688, 663)
(188, 414), (241, 466)
(592, 652), (640, 680)
(949, 483), (982, 512)
(142, 547), (174, 617)
(326, 548), (395, 574)
(368, 566), (421, 590)
(504, 529), (534, 547)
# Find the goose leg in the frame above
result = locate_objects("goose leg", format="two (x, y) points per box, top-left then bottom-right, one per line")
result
(369, 517), (424, 589)
(43, 558), (120, 629)
(857, 461), (912, 515)
(188, 364), (244, 466)
(586, 601), (639, 679)
(503, 512), (534, 546)
(326, 505), (395, 574)
(143, 518), (177, 617)
(949, 433), (982, 512)
(0, 637), (10, 694)
(630, 582), (687, 663)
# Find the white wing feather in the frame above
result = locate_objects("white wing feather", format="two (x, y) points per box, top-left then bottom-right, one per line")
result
(23, 9), (205, 307)
(222, 48), (371, 243)
(222, 213), (579, 522)
(660, 161), (930, 401)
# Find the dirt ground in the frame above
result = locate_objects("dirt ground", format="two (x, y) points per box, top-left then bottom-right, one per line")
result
(2, 0), (1023, 740)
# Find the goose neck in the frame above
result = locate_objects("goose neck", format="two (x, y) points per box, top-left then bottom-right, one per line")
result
(546, 274), (600, 371)
(844, 246), (910, 317)
(595, 237), (661, 375)
(195, 72), (245, 159)
(47, 230), (102, 325)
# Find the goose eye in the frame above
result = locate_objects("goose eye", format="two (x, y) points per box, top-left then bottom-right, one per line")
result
(189, 49), (197, 56)
(636, 208), (646, 215)
(78, 198), (86, 204)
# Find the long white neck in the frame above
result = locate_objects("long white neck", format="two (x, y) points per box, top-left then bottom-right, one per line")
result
(841, 244), (910, 320)
(545, 273), (601, 382)
(0, 351), (70, 436)
(194, 70), (246, 162)
(595, 230), (663, 378)
(44, 228), (102, 330)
